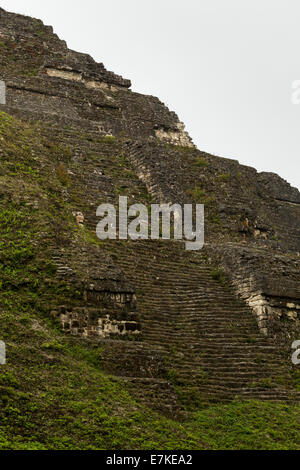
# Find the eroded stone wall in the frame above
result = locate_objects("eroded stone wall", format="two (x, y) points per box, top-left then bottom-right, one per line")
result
(45, 67), (120, 92)
(53, 306), (141, 339)
(210, 243), (300, 336)
(155, 122), (194, 147)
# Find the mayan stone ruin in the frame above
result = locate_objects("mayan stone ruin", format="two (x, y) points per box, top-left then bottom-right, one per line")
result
(0, 6), (299, 426)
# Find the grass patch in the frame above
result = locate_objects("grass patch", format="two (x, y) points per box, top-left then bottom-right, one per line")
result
(186, 186), (215, 205)
(187, 401), (300, 450)
(217, 173), (230, 183)
(211, 268), (226, 284)
(193, 156), (208, 167)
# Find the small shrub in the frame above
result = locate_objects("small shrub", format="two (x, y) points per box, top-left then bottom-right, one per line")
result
(186, 186), (215, 205)
(167, 369), (181, 385)
(209, 214), (221, 224)
(193, 156), (208, 167)
(211, 268), (226, 284)
(259, 378), (275, 389)
(41, 341), (63, 351)
(245, 336), (258, 344)
(218, 173), (230, 183)
(103, 135), (116, 144)
(56, 163), (70, 186)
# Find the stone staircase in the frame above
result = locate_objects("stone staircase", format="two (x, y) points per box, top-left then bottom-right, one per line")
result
(110, 239), (299, 407)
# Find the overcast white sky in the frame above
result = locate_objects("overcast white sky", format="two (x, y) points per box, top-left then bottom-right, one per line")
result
(1, 0), (299, 189)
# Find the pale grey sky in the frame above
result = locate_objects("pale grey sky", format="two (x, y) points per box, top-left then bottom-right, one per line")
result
(1, 0), (299, 189)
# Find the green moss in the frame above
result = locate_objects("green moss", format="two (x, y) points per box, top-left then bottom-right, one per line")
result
(55, 163), (71, 186)
(291, 371), (300, 391)
(186, 186), (215, 205)
(211, 268), (226, 284)
(102, 135), (116, 143)
(244, 336), (258, 344)
(193, 156), (208, 167)
(208, 214), (221, 224)
(188, 401), (300, 450)
(41, 341), (63, 351)
(21, 67), (39, 78)
(218, 173), (230, 182)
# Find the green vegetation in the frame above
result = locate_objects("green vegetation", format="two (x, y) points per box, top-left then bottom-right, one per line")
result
(292, 371), (300, 391)
(56, 163), (71, 186)
(186, 186), (215, 205)
(208, 214), (221, 225)
(193, 156), (208, 167)
(102, 135), (116, 144)
(0, 37), (44, 78)
(217, 173), (230, 183)
(211, 268), (226, 284)
(21, 67), (39, 78)
(188, 401), (300, 450)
